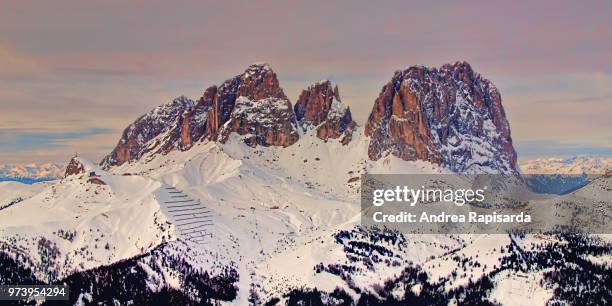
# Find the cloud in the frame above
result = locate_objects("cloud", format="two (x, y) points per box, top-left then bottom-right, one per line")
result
(0, 46), (45, 77)
(0, 128), (113, 153)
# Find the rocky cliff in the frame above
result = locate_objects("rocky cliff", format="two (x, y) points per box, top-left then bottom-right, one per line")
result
(216, 63), (299, 147)
(365, 61), (517, 173)
(101, 63), (300, 168)
(100, 96), (202, 168)
(64, 158), (86, 177)
(102, 61), (517, 174)
(294, 80), (356, 145)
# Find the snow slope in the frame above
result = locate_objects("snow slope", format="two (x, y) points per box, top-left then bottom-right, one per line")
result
(0, 160), (174, 282)
(1, 132), (610, 305)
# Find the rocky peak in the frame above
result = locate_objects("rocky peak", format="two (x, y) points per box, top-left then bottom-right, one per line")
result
(65, 157), (86, 177)
(101, 63), (304, 168)
(205, 63), (290, 140)
(100, 96), (200, 168)
(216, 63), (299, 147)
(365, 61), (518, 174)
(294, 80), (340, 126)
(294, 80), (356, 145)
(237, 63), (288, 101)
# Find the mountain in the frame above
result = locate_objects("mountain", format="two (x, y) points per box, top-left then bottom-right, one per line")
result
(2, 62), (608, 305)
(294, 80), (356, 145)
(101, 63), (303, 168)
(0, 163), (63, 179)
(365, 61), (517, 174)
(520, 156), (612, 174)
(102, 62), (515, 175)
(99, 96), (198, 168)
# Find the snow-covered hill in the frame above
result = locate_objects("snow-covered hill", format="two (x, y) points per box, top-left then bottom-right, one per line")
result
(2, 132), (609, 305)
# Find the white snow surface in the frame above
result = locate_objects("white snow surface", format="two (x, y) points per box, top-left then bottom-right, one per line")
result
(1, 130), (602, 304)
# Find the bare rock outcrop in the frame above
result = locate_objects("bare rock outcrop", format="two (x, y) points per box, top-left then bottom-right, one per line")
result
(294, 80), (356, 145)
(365, 61), (517, 173)
(216, 63), (299, 147)
(65, 158), (86, 177)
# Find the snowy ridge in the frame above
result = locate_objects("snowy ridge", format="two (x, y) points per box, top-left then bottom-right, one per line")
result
(0, 159), (174, 281)
(1, 131), (611, 304)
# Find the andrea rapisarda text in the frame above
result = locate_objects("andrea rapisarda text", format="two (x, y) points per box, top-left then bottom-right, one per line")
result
(372, 211), (531, 225)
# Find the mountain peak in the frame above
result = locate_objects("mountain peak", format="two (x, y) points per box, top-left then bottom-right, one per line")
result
(65, 157), (98, 177)
(235, 63), (287, 101)
(100, 96), (197, 168)
(366, 62), (517, 174)
(294, 80), (355, 145)
(244, 62), (271, 72)
(443, 60), (473, 70)
(103, 62), (516, 173)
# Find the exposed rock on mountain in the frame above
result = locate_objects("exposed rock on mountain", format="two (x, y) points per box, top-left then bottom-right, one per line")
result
(101, 63), (299, 168)
(216, 63), (299, 147)
(65, 158), (86, 177)
(203, 79), (239, 141)
(218, 96), (299, 147)
(294, 80), (356, 145)
(100, 96), (200, 168)
(365, 61), (517, 173)
(102, 61), (517, 174)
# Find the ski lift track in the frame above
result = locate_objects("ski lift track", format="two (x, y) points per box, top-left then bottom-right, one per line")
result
(156, 184), (214, 245)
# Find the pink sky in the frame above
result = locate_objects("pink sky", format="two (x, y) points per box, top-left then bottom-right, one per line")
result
(1, 1), (611, 163)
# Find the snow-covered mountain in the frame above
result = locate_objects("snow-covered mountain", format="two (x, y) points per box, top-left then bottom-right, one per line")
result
(1, 63), (610, 305)
(520, 156), (612, 174)
(0, 163), (63, 179)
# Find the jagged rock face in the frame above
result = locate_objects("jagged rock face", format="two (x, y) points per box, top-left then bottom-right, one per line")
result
(206, 64), (290, 140)
(101, 63), (300, 167)
(237, 64), (288, 101)
(215, 63), (300, 147)
(65, 158), (86, 177)
(219, 96), (299, 147)
(365, 61), (517, 174)
(203, 79), (239, 140)
(294, 80), (356, 145)
(100, 96), (210, 168)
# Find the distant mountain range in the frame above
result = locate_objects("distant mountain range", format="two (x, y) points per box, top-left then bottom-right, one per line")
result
(520, 156), (611, 174)
(0, 163), (63, 180)
(519, 156), (611, 195)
